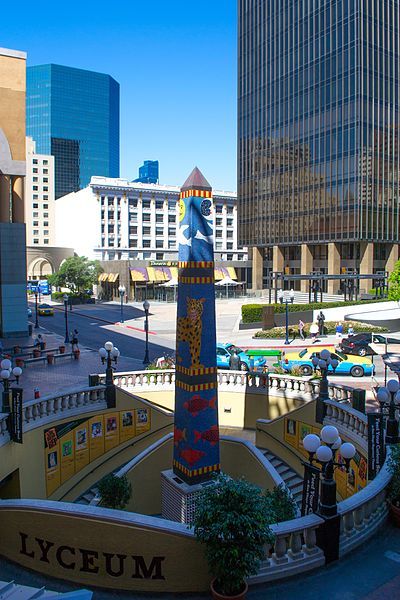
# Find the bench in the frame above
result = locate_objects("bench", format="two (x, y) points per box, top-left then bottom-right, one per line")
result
(23, 356), (47, 366)
(53, 352), (75, 363)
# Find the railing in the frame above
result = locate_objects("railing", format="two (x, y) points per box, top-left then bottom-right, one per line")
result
(324, 398), (368, 450)
(106, 369), (355, 404)
(0, 386), (107, 447)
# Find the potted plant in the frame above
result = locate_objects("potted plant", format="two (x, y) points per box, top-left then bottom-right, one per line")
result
(47, 353), (54, 365)
(193, 474), (274, 599)
(97, 473), (132, 510)
(73, 348), (80, 359)
(58, 345), (66, 354)
(33, 348), (41, 358)
(387, 445), (400, 526)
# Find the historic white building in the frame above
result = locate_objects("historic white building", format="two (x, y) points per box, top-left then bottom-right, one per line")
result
(25, 137), (55, 247)
(55, 176), (247, 263)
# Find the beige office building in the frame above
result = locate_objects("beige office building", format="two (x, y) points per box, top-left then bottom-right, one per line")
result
(25, 136), (55, 246)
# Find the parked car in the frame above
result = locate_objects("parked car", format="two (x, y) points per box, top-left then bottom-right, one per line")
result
(38, 303), (54, 316)
(281, 347), (374, 378)
(216, 343), (266, 371)
(340, 333), (400, 356)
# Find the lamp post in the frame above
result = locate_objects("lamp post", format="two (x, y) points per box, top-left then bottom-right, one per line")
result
(377, 379), (400, 445)
(118, 285), (126, 323)
(303, 426), (356, 517)
(312, 349), (339, 423)
(143, 299), (150, 365)
(63, 294), (70, 344)
(34, 288), (39, 329)
(278, 288), (295, 345)
(303, 425), (356, 564)
(0, 359), (22, 413)
(99, 341), (120, 408)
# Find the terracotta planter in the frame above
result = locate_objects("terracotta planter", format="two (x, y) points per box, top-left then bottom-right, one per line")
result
(47, 353), (54, 365)
(73, 349), (80, 360)
(390, 502), (400, 527)
(59, 345), (66, 354)
(210, 580), (248, 600)
(33, 349), (41, 358)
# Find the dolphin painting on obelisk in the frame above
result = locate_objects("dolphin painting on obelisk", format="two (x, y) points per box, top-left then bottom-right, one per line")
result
(172, 167), (220, 485)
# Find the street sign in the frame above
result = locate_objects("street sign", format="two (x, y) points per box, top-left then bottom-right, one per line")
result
(301, 462), (320, 516)
(10, 387), (23, 444)
(368, 413), (384, 480)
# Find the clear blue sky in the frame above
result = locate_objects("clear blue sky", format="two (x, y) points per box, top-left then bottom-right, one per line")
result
(1, 0), (237, 191)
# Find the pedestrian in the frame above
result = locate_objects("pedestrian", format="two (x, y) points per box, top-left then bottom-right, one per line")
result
(348, 325), (354, 337)
(229, 348), (241, 371)
(336, 322), (344, 339)
(71, 329), (79, 351)
(298, 319), (305, 341)
(317, 311), (326, 336)
(310, 322), (319, 343)
(34, 334), (45, 350)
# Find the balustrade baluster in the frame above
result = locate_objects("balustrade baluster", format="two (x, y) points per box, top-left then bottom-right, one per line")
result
(354, 506), (365, 530)
(272, 535), (289, 564)
(288, 531), (304, 560)
(343, 511), (355, 536)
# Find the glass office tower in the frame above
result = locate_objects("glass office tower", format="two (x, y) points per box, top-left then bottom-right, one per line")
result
(238, 0), (400, 289)
(134, 160), (159, 184)
(27, 64), (120, 198)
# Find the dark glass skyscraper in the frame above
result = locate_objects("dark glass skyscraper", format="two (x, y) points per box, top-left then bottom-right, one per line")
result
(238, 0), (400, 291)
(27, 64), (120, 198)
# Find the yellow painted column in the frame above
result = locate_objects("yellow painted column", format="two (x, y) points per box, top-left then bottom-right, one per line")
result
(360, 242), (374, 293)
(273, 245), (285, 273)
(12, 176), (24, 223)
(327, 243), (341, 294)
(386, 244), (399, 275)
(252, 246), (264, 290)
(0, 175), (11, 222)
(301, 245), (313, 292)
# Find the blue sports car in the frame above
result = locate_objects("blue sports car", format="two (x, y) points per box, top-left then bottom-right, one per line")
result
(216, 343), (266, 371)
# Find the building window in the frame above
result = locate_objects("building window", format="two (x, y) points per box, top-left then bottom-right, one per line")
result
(43, 186), (48, 192)
(168, 215), (176, 223)
(215, 205), (223, 213)
(33, 221), (38, 226)
(43, 169), (48, 174)
(44, 230), (49, 235)
(33, 212), (39, 217)
(43, 213), (48, 218)
(33, 177), (38, 182)
(227, 242), (233, 249)
(129, 198), (138, 208)
(226, 206), (233, 214)
(33, 186), (38, 191)
(44, 240), (49, 245)
(43, 178), (48, 183)
(44, 221), (49, 226)
(227, 254), (233, 261)
(43, 195), (48, 200)
(168, 200), (176, 211)
(227, 231), (233, 239)
(215, 241), (223, 249)
(168, 227), (175, 236)
(142, 199), (151, 209)
(227, 218), (233, 227)
(168, 240), (176, 249)
(33, 203), (38, 209)
(156, 240), (164, 248)
(33, 159), (38, 165)
(33, 239), (39, 244)
(156, 227), (164, 236)
(156, 200), (164, 210)
(129, 226), (137, 235)
(156, 253), (164, 260)
(33, 195), (38, 200)
(33, 168), (38, 174)
(142, 226), (151, 235)
(33, 230), (39, 235)
(216, 217), (223, 226)
(216, 230), (222, 238)
(129, 240), (138, 248)
(143, 239), (151, 248)
(156, 214), (163, 223)
(143, 214), (151, 222)
(43, 160), (48, 165)
(43, 204), (48, 209)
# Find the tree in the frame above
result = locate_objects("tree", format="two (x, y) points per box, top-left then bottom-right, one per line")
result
(388, 259), (400, 301)
(48, 256), (103, 294)
(98, 474), (132, 510)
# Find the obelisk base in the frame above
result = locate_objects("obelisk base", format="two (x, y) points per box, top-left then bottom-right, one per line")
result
(161, 469), (216, 524)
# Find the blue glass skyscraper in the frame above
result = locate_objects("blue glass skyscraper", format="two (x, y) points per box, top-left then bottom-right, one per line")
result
(27, 64), (120, 198)
(134, 160), (159, 184)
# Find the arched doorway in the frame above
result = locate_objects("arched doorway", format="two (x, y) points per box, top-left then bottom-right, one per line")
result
(28, 257), (54, 280)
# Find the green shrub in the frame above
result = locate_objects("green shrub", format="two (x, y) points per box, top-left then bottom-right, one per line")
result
(51, 291), (91, 303)
(242, 299), (390, 323)
(98, 473), (132, 510)
(254, 320), (388, 338)
(388, 445), (400, 508)
(265, 484), (297, 523)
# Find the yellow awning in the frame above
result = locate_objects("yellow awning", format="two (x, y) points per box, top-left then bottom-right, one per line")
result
(146, 267), (156, 282)
(108, 273), (119, 283)
(214, 268), (224, 281)
(130, 268), (149, 282)
(227, 267), (237, 280)
(169, 267), (178, 279)
(98, 273), (108, 282)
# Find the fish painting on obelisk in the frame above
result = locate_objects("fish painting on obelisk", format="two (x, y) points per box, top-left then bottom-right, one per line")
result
(173, 167), (220, 485)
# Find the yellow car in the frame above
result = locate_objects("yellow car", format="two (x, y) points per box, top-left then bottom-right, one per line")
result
(281, 347), (374, 377)
(38, 303), (54, 316)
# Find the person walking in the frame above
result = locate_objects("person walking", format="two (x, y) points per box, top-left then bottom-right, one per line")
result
(310, 321), (319, 343)
(71, 329), (79, 351)
(336, 322), (344, 339)
(317, 311), (326, 336)
(298, 319), (305, 341)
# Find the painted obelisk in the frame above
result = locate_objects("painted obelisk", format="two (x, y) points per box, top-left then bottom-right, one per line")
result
(172, 167), (220, 485)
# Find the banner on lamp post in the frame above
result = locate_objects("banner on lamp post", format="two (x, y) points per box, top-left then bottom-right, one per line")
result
(368, 413), (384, 480)
(301, 462), (320, 516)
(10, 387), (23, 444)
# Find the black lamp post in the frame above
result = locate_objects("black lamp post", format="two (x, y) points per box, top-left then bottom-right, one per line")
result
(278, 289), (295, 345)
(0, 359), (22, 413)
(34, 289), (39, 329)
(312, 349), (338, 423)
(119, 285), (126, 323)
(143, 299), (150, 365)
(63, 294), (70, 344)
(99, 341), (120, 408)
(377, 379), (400, 445)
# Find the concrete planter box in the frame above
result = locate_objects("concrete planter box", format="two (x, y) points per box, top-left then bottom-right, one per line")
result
(239, 310), (313, 331)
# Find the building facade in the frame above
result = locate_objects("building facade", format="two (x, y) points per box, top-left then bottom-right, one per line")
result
(25, 137), (55, 247)
(238, 0), (400, 293)
(26, 64), (120, 199)
(0, 47), (28, 336)
(134, 160), (159, 184)
(55, 177), (247, 264)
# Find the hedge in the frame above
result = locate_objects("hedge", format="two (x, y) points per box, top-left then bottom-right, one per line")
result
(242, 299), (389, 323)
(51, 292), (92, 303)
(253, 320), (388, 339)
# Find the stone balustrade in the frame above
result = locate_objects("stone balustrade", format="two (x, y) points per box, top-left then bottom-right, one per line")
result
(0, 386), (107, 447)
(324, 398), (368, 451)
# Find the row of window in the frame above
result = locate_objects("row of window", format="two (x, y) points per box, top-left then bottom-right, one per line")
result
(33, 239), (49, 245)
(32, 159), (49, 165)
(101, 196), (235, 214)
